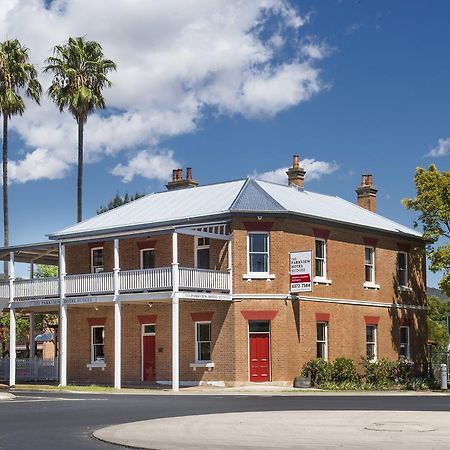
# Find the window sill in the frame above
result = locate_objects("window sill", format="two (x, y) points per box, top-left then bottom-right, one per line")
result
(313, 277), (332, 286)
(398, 285), (413, 293)
(190, 362), (215, 372)
(87, 362), (106, 371)
(364, 282), (380, 290)
(243, 273), (275, 281)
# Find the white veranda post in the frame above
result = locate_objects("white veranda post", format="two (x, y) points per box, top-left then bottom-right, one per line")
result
(59, 243), (67, 386)
(9, 251), (15, 386)
(113, 238), (122, 389)
(172, 232), (180, 392)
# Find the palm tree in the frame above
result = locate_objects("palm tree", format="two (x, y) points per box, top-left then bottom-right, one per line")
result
(44, 37), (116, 222)
(0, 40), (42, 267)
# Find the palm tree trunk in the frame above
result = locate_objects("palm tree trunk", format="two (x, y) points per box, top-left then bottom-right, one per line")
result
(77, 119), (84, 223)
(2, 115), (9, 276)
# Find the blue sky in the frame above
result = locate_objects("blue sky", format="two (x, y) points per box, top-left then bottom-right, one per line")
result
(1, 1), (449, 286)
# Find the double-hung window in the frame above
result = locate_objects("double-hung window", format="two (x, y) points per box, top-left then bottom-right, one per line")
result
(400, 326), (410, 359)
(91, 247), (104, 273)
(195, 322), (211, 362)
(140, 248), (155, 269)
(91, 326), (105, 363)
(248, 232), (269, 274)
(366, 325), (377, 361)
(195, 237), (210, 269)
(398, 252), (408, 287)
(315, 239), (327, 279)
(364, 247), (375, 284)
(316, 322), (328, 360)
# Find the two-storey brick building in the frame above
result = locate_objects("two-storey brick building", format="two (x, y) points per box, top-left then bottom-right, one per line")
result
(1, 156), (427, 389)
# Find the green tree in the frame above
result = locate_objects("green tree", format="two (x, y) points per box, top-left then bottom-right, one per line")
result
(97, 191), (145, 214)
(0, 39), (41, 266)
(34, 264), (58, 278)
(427, 296), (450, 350)
(44, 37), (116, 223)
(403, 165), (450, 296)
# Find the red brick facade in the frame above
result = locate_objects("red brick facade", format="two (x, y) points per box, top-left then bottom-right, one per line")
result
(64, 215), (427, 385)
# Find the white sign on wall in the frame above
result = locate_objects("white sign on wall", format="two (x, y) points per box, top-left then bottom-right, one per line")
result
(289, 251), (312, 293)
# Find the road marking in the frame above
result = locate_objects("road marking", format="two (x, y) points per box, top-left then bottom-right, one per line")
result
(11, 396), (108, 403)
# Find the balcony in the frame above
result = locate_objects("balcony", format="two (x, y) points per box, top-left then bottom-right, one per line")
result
(0, 267), (230, 302)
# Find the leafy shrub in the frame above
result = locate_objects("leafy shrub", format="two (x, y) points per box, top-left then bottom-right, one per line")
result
(363, 358), (398, 389)
(301, 358), (332, 386)
(397, 358), (415, 384)
(332, 358), (359, 383)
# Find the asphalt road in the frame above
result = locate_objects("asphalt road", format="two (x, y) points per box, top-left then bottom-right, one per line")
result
(1, 391), (450, 450)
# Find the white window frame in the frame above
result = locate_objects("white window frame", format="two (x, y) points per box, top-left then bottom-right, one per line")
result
(194, 236), (210, 269)
(399, 325), (410, 359)
(91, 246), (104, 273)
(246, 232), (270, 276)
(141, 323), (155, 381)
(140, 247), (155, 270)
(366, 324), (377, 361)
(316, 321), (328, 361)
(313, 238), (331, 285)
(398, 251), (408, 288)
(363, 246), (380, 289)
(91, 325), (105, 365)
(195, 321), (211, 363)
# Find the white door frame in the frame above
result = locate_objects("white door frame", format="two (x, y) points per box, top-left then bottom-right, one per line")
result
(247, 321), (272, 382)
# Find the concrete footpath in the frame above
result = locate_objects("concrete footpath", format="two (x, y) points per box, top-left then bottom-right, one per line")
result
(94, 410), (450, 449)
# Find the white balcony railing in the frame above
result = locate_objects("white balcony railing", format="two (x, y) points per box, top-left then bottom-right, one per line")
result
(15, 277), (59, 299)
(0, 266), (230, 302)
(179, 267), (230, 291)
(66, 272), (114, 296)
(119, 268), (172, 292)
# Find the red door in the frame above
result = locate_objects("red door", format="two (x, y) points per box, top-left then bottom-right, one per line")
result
(249, 334), (270, 382)
(143, 335), (156, 381)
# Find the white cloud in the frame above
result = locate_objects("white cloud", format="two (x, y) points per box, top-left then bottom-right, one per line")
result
(426, 137), (450, 158)
(254, 158), (339, 184)
(111, 149), (180, 183)
(0, 0), (328, 183)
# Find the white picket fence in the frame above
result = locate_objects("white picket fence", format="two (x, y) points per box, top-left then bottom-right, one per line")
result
(0, 357), (58, 381)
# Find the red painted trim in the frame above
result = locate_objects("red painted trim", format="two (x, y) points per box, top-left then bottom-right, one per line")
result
(363, 237), (378, 247)
(88, 242), (104, 249)
(315, 313), (330, 322)
(190, 312), (214, 322)
(87, 317), (106, 326)
(137, 314), (158, 324)
(399, 318), (412, 326)
(397, 243), (411, 253)
(137, 240), (157, 250)
(364, 316), (379, 325)
(243, 222), (273, 232)
(241, 310), (278, 321)
(313, 228), (330, 240)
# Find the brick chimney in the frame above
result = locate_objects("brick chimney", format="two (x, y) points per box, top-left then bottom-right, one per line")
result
(286, 154), (306, 188)
(166, 167), (199, 191)
(356, 174), (378, 212)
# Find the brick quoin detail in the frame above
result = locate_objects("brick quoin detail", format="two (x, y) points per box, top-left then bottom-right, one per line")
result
(397, 243), (411, 253)
(243, 222), (274, 232)
(137, 314), (158, 324)
(190, 312), (214, 322)
(313, 228), (330, 240)
(364, 316), (379, 325)
(241, 310), (278, 321)
(87, 317), (106, 326)
(137, 240), (157, 250)
(315, 313), (330, 322)
(363, 237), (378, 247)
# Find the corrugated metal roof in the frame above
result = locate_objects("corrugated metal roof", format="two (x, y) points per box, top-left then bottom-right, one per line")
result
(255, 180), (422, 238)
(49, 177), (422, 240)
(230, 179), (285, 212)
(51, 180), (245, 238)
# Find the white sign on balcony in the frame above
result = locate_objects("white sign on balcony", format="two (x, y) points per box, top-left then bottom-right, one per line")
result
(289, 251), (312, 293)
